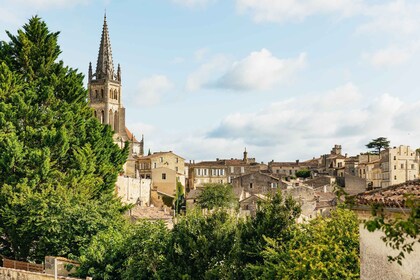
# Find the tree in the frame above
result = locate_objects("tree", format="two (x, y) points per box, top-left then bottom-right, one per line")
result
(76, 220), (170, 280)
(165, 209), (238, 279)
(235, 191), (301, 278)
(174, 180), (186, 215)
(196, 183), (237, 210)
(249, 208), (360, 279)
(366, 137), (390, 154)
(295, 169), (311, 179)
(0, 16), (128, 262)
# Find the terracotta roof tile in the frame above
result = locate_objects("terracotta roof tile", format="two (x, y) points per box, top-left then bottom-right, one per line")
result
(354, 180), (420, 208)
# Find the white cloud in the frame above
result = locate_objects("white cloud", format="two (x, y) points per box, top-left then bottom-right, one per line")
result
(186, 49), (306, 92)
(202, 83), (420, 161)
(186, 54), (230, 91)
(215, 49), (306, 91)
(172, 0), (215, 8)
(136, 75), (174, 106)
(236, 0), (362, 23)
(363, 40), (420, 67)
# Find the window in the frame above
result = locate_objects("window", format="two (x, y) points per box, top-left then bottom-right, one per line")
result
(394, 156), (396, 160)
(228, 176), (232, 183)
(412, 164), (415, 169)
(394, 175), (397, 180)
(204, 169), (208, 176)
(230, 166), (234, 173)
(160, 157), (163, 162)
(101, 89), (104, 98)
(176, 157), (179, 163)
(394, 165), (396, 170)
(241, 167), (245, 173)
(154, 162), (156, 169)
(176, 167), (178, 172)
(250, 183), (253, 189)
(95, 90), (98, 98)
(162, 173), (166, 180)
(220, 169), (225, 176)
(401, 164), (404, 169)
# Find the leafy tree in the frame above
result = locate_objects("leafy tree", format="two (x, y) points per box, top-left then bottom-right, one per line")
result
(236, 191), (301, 278)
(295, 169), (311, 179)
(76, 220), (170, 280)
(165, 209), (238, 279)
(174, 179), (185, 215)
(249, 208), (360, 279)
(366, 137), (390, 154)
(0, 16), (128, 262)
(196, 183), (237, 210)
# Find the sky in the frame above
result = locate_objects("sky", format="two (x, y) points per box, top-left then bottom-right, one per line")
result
(1, 0), (420, 163)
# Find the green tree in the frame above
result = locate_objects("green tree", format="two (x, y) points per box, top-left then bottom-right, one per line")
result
(77, 220), (170, 280)
(166, 209), (238, 279)
(366, 137), (390, 154)
(235, 191), (301, 278)
(249, 208), (360, 279)
(196, 183), (237, 210)
(295, 169), (311, 179)
(0, 16), (128, 262)
(174, 180), (186, 215)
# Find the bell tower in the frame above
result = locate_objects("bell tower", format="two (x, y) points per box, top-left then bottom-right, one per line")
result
(88, 14), (125, 135)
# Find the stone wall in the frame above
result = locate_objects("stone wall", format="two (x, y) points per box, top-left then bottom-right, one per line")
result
(341, 173), (366, 195)
(0, 267), (83, 280)
(116, 176), (151, 205)
(359, 225), (420, 280)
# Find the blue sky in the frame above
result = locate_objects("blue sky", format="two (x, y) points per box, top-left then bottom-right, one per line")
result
(1, 0), (420, 162)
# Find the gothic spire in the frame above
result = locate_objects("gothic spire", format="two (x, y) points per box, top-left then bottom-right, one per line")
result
(95, 13), (114, 80)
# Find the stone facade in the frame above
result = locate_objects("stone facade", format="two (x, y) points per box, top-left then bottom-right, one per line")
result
(116, 176), (151, 205)
(188, 150), (267, 190)
(136, 151), (185, 207)
(231, 171), (285, 195)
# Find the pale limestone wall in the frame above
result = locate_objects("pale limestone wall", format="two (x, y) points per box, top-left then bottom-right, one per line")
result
(359, 225), (420, 280)
(0, 267), (82, 280)
(116, 176), (151, 205)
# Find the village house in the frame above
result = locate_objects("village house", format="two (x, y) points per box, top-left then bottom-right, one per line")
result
(187, 149), (267, 190)
(136, 151), (185, 207)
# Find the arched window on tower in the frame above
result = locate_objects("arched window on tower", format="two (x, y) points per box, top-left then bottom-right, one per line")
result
(114, 111), (119, 132)
(101, 89), (104, 99)
(94, 110), (97, 118)
(114, 89), (117, 99)
(100, 110), (104, 124)
(95, 90), (98, 98)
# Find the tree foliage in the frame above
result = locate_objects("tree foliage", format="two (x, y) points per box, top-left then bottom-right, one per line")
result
(365, 196), (420, 265)
(366, 137), (390, 154)
(295, 169), (311, 179)
(196, 183), (237, 210)
(249, 207), (360, 279)
(0, 16), (128, 262)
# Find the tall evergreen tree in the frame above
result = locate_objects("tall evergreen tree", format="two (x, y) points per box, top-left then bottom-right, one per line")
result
(0, 16), (128, 262)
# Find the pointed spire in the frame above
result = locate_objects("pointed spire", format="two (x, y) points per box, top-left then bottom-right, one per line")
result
(95, 13), (114, 80)
(88, 62), (92, 81)
(117, 63), (121, 81)
(148, 149), (151, 156)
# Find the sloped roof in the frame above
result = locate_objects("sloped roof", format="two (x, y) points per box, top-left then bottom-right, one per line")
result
(354, 180), (420, 208)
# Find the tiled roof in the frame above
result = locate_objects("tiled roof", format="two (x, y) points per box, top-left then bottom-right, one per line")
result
(125, 127), (139, 142)
(137, 151), (184, 160)
(354, 180), (420, 208)
(129, 205), (173, 220)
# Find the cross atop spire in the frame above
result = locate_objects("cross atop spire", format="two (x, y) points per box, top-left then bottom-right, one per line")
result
(95, 13), (115, 80)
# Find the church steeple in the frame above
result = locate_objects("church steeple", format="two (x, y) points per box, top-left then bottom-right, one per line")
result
(95, 13), (115, 80)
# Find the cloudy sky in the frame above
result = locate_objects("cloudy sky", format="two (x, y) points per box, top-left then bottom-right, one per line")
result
(1, 0), (420, 162)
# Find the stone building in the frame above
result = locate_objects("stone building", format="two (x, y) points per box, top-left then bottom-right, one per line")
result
(87, 15), (144, 176)
(136, 151), (185, 207)
(231, 171), (286, 195)
(187, 149), (267, 190)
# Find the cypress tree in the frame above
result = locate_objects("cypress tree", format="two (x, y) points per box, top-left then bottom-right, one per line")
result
(0, 16), (128, 262)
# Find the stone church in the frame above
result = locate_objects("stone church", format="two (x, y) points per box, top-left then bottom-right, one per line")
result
(88, 15), (144, 177)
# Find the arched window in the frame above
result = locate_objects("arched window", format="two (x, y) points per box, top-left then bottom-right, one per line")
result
(114, 111), (119, 132)
(94, 110), (97, 117)
(100, 110), (104, 124)
(109, 109), (114, 130)
(101, 89), (104, 99)
(95, 90), (98, 98)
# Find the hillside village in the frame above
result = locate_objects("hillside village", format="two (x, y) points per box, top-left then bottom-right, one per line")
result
(1, 14), (420, 280)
